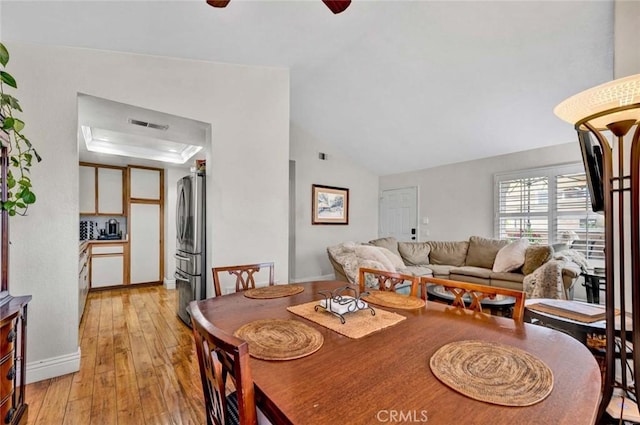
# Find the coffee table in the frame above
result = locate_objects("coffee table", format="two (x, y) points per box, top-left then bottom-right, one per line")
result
(425, 284), (516, 317)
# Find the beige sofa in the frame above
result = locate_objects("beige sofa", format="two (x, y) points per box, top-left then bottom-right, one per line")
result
(327, 236), (585, 300)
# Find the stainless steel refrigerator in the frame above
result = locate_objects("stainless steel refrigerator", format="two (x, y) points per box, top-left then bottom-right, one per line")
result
(175, 171), (206, 326)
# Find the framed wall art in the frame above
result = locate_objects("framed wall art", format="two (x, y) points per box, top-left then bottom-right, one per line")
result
(312, 184), (349, 225)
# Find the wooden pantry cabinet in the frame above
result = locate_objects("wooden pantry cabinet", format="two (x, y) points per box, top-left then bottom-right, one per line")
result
(80, 164), (164, 291)
(128, 166), (164, 284)
(79, 163), (125, 215)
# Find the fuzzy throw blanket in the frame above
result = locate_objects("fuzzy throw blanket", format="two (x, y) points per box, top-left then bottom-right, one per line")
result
(524, 249), (589, 300)
(523, 259), (565, 299)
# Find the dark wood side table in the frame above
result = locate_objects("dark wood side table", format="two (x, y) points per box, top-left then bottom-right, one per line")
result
(582, 269), (606, 304)
(524, 298), (631, 348)
(0, 295), (31, 425)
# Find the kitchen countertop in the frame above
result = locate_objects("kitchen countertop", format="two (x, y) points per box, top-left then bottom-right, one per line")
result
(79, 239), (128, 246)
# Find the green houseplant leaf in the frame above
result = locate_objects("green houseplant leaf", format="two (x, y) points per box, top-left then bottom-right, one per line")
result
(0, 44), (9, 67)
(0, 42), (42, 216)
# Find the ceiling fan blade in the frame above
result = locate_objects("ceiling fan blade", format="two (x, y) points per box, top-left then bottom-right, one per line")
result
(205, 0), (351, 14)
(206, 0), (230, 7)
(322, 0), (351, 14)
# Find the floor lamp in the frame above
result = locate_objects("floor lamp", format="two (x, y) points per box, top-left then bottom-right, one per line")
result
(555, 73), (640, 422)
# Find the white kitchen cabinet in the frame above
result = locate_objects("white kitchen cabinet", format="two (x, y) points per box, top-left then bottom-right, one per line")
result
(91, 244), (125, 287)
(129, 203), (161, 283)
(130, 167), (161, 200)
(79, 165), (96, 214)
(97, 167), (124, 215)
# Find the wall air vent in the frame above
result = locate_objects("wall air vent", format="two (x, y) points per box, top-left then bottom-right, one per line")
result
(128, 118), (169, 131)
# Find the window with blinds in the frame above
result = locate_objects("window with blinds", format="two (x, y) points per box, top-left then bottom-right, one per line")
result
(494, 164), (604, 259)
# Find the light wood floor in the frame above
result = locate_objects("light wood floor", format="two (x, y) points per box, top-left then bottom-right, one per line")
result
(23, 285), (206, 425)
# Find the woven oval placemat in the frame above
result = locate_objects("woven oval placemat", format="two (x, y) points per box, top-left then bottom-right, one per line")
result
(243, 284), (304, 299)
(362, 291), (425, 310)
(234, 319), (323, 361)
(430, 340), (553, 406)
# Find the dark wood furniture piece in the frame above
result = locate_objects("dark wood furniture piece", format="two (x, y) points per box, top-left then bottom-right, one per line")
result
(1, 295), (30, 425)
(190, 299), (258, 425)
(194, 280), (601, 425)
(420, 277), (525, 322)
(0, 138), (31, 425)
(524, 298), (632, 352)
(358, 267), (419, 297)
(582, 269), (606, 304)
(212, 262), (275, 297)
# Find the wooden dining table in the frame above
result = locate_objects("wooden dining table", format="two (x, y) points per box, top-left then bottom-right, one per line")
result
(195, 280), (602, 425)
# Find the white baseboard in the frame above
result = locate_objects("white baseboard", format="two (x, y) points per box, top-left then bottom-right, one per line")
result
(164, 278), (176, 290)
(290, 273), (334, 283)
(24, 347), (81, 384)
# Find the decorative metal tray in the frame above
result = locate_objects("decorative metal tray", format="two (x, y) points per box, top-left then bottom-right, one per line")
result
(315, 286), (375, 324)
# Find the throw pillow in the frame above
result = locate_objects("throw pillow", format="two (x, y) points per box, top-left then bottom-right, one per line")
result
(378, 247), (406, 269)
(522, 245), (554, 275)
(426, 241), (469, 267)
(465, 236), (510, 269)
(492, 238), (529, 273)
(354, 245), (396, 272)
(368, 236), (401, 257)
(398, 242), (431, 266)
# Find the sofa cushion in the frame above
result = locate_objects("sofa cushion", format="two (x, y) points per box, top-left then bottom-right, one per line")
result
(489, 271), (525, 283)
(354, 245), (397, 272)
(426, 264), (458, 278)
(400, 265), (433, 277)
(448, 266), (492, 279)
(465, 236), (509, 269)
(522, 245), (554, 275)
(369, 237), (401, 257)
(426, 241), (469, 267)
(398, 242), (431, 266)
(493, 238), (529, 273)
(379, 247), (406, 269)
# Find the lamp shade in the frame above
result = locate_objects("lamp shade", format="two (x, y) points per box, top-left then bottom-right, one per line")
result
(554, 73), (640, 130)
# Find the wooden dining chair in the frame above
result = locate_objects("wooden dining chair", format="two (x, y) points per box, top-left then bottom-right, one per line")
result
(420, 276), (525, 322)
(358, 267), (419, 297)
(213, 262), (275, 297)
(190, 300), (271, 425)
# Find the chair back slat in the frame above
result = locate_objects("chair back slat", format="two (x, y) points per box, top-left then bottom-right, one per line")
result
(358, 268), (419, 297)
(419, 276), (525, 322)
(212, 262), (275, 297)
(190, 301), (258, 425)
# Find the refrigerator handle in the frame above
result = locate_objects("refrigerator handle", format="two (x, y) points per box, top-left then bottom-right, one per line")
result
(175, 270), (190, 280)
(174, 254), (190, 261)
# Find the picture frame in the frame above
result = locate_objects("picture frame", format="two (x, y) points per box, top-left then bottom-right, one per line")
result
(312, 184), (349, 225)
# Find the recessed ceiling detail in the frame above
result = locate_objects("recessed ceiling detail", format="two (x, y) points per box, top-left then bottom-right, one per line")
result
(81, 125), (203, 164)
(78, 93), (210, 167)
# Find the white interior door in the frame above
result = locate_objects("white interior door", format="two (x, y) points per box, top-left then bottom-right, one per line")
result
(379, 187), (418, 242)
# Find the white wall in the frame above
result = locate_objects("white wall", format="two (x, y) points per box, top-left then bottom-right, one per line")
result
(614, 0), (640, 78)
(380, 142), (583, 241)
(290, 123), (379, 281)
(7, 42), (289, 382)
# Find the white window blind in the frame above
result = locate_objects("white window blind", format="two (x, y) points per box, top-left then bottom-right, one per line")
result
(495, 164), (604, 259)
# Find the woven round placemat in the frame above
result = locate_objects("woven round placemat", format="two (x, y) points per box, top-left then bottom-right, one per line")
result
(243, 284), (304, 299)
(362, 291), (426, 310)
(234, 319), (323, 361)
(429, 340), (553, 406)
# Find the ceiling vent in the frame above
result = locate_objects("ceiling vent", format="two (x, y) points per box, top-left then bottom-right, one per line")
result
(128, 118), (169, 131)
